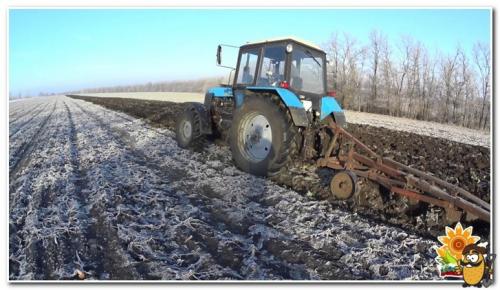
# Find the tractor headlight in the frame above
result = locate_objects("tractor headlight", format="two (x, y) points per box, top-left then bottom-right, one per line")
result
(301, 100), (312, 112)
(286, 43), (293, 53)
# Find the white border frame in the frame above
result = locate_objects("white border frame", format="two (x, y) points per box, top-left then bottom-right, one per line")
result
(2, 2), (496, 288)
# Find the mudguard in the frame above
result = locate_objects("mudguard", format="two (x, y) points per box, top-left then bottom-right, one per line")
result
(207, 87), (233, 98)
(320, 96), (346, 127)
(246, 87), (309, 127)
(205, 86), (234, 107)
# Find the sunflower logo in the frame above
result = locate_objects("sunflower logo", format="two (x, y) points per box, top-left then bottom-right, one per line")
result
(434, 222), (481, 278)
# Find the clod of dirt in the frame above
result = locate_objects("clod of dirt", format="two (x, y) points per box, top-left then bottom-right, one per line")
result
(75, 269), (85, 280)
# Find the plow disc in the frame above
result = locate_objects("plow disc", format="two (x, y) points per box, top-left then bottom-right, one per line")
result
(317, 120), (490, 224)
(330, 171), (357, 200)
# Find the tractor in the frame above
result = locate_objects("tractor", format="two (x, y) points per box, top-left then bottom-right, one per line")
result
(175, 37), (345, 177)
(174, 37), (490, 225)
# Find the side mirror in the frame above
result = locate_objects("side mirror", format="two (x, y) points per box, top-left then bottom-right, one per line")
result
(216, 45), (222, 65)
(215, 44), (237, 70)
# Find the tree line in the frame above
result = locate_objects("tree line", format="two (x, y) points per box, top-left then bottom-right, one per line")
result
(325, 30), (491, 130)
(66, 77), (225, 95)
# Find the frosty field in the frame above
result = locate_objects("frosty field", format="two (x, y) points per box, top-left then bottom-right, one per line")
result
(9, 95), (448, 281)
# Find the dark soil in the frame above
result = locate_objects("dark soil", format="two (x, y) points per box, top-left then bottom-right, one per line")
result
(68, 95), (186, 130)
(345, 124), (490, 203)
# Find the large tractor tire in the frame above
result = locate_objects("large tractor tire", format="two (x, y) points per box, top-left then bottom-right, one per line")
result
(175, 108), (204, 150)
(229, 93), (299, 176)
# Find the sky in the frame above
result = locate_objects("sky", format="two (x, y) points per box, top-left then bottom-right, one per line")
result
(9, 8), (491, 96)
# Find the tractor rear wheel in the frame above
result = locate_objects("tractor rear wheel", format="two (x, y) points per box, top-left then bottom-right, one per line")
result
(229, 93), (298, 176)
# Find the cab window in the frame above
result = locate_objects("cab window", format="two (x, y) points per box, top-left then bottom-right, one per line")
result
(236, 48), (260, 85)
(290, 47), (325, 94)
(257, 46), (286, 87)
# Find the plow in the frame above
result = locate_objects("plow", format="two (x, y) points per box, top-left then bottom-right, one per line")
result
(317, 119), (490, 224)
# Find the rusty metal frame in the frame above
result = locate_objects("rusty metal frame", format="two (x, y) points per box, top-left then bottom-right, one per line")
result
(317, 120), (490, 223)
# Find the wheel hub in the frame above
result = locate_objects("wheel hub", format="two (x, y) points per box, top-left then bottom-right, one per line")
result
(330, 171), (356, 200)
(181, 120), (192, 139)
(240, 114), (272, 161)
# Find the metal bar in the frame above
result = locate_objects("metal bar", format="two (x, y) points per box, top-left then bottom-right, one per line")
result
(219, 43), (240, 48)
(341, 129), (378, 158)
(328, 120), (379, 158)
(365, 171), (407, 188)
(383, 158), (490, 211)
(317, 157), (344, 170)
(407, 176), (490, 222)
(357, 170), (450, 209)
(391, 187), (449, 208)
(354, 170), (403, 189)
(324, 132), (338, 158)
(351, 152), (406, 180)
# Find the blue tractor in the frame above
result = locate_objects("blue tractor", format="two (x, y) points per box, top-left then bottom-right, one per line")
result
(175, 37), (346, 177)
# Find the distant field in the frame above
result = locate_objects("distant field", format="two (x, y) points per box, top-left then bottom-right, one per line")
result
(345, 110), (489, 148)
(73, 92), (205, 103)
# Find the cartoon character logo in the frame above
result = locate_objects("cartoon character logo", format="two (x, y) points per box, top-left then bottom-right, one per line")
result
(459, 243), (494, 287)
(434, 222), (494, 287)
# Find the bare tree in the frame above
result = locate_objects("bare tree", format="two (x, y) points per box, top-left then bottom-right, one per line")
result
(417, 47), (436, 121)
(473, 42), (491, 129)
(439, 49), (459, 123)
(368, 30), (384, 112)
(324, 31), (490, 130)
(326, 33), (365, 110)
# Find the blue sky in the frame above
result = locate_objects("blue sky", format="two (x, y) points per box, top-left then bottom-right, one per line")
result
(9, 9), (491, 96)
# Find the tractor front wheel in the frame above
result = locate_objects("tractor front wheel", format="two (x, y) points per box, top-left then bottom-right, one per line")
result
(175, 108), (203, 149)
(229, 94), (298, 176)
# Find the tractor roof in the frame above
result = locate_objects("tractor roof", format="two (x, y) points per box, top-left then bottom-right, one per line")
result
(242, 36), (324, 52)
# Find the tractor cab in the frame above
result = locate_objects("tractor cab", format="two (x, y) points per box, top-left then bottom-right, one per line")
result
(213, 37), (342, 128)
(177, 37), (345, 177)
(233, 38), (327, 98)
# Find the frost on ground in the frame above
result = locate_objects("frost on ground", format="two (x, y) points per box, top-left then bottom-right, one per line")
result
(345, 110), (490, 148)
(9, 96), (440, 281)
